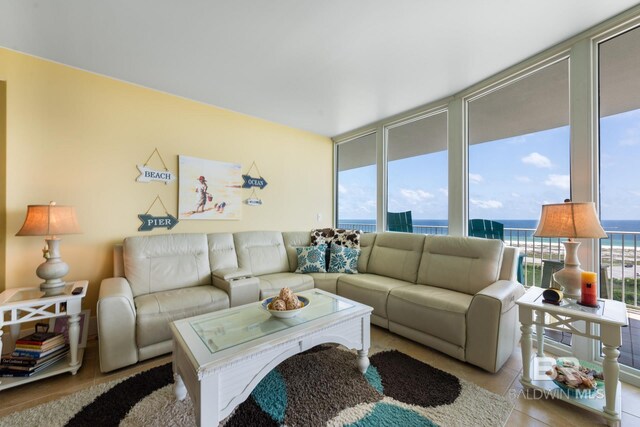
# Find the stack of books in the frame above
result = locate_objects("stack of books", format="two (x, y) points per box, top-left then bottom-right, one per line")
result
(0, 331), (69, 377)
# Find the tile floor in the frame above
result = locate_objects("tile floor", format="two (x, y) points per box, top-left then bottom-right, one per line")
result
(1, 327), (640, 426)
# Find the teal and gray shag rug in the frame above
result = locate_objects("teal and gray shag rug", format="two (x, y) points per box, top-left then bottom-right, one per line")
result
(0, 346), (513, 426)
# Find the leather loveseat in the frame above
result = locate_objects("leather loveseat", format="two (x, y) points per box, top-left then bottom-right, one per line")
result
(97, 230), (524, 373)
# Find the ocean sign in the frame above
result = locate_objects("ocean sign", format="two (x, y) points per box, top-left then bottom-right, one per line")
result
(242, 174), (268, 189)
(136, 165), (176, 185)
(138, 213), (178, 231)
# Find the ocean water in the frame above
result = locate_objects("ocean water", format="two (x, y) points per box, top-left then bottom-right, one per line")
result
(338, 219), (640, 247)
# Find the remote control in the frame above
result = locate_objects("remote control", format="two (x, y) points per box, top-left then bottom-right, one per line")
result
(72, 287), (83, 295)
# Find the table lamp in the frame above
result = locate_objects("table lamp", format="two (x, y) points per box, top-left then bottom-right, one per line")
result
(16, 202), (82, 296)
(533, 200), (607, 300)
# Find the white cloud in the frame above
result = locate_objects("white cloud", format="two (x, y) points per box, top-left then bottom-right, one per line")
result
(511, 192), (520, 198)
(544, 174), (570, 190)
(522, 152), (551, 168)
(400, 189), (434, 203)
(470, 198), (503, 209)
(469, 173), (483, 184)
(506, 135), (528, 145)
(338, 184), (347, 194)
(515, 175), (532, 183)
(631, 191), (640, 197)
(438, 188), (448, 197)
(619, 125), (640, 146)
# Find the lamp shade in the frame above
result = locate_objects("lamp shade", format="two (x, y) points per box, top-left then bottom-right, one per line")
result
(16, 202), (81, 237)
(533, 201), (606, 238)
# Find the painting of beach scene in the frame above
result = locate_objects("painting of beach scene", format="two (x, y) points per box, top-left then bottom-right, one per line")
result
(178, 155), (242, 220)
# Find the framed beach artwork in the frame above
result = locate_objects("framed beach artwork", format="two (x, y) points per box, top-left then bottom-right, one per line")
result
(178, 155), (243, 220)
(49, 309), (90, 348)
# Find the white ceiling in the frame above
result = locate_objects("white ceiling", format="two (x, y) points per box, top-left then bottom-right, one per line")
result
(1, 1), (639, 137)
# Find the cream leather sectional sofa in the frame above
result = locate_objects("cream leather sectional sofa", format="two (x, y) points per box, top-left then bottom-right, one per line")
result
(97, 230), (524, 374)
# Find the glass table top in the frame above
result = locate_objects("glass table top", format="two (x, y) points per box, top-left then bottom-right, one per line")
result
(189, 290), (353, 354)
(0, 282), (85, 306)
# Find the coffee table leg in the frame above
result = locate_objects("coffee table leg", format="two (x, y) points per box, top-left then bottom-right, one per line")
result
(357, 349), (369, 374)
(174, 373), (187, 401)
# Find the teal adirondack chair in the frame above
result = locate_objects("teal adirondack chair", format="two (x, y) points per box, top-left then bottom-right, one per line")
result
(388, 211), (413, 233)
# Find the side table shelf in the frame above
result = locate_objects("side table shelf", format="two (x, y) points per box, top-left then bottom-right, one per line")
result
(0, 281), (88, 391)
(521, 355), (622, 420)
(0, 349), (85, 391)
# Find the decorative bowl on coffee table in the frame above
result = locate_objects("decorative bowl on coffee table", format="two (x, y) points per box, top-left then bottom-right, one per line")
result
(261, 295), (310, 318)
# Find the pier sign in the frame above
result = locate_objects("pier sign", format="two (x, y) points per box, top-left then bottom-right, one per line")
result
(138, 213), (179, 231)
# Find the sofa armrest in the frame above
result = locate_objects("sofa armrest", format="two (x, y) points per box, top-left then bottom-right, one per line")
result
(212, 272), (259, 308)
(466, 280), (526, 372)
(97, 277), (138, 373)
(212, 267), (252, 281)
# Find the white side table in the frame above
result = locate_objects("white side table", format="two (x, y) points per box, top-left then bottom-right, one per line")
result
(0, 280), (88, 390)
(516, 286), (628, 427)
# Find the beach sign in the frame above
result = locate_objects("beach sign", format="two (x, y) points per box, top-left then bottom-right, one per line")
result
(136, 165), (175, 185)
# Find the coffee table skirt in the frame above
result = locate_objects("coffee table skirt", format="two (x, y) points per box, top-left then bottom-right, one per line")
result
(170, 289), (372, 427)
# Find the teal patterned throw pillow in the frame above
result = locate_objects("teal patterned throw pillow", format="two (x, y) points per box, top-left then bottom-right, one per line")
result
(328, 245), (360, 274)
(295, 244), (327, 273)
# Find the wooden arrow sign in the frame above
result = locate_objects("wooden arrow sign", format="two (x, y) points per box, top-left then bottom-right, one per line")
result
(136, 165), (175, 185)
(242, 174), (268, 189)
(138, 213), (178, 231)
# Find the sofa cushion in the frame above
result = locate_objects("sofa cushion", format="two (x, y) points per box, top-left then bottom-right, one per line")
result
(387, 285), (473, 347)
(282, 231), (312, 272)
(366, 232), (425, 283)
(257, 273), (314, 298)
(123, 234), (211, 297)
(207, 233), (239, 271)
(337, 274), (411, 319)
(417, 235), (504, 295)
(328, 245), (360, 274)
(234, 231), (289, 276)
(307, 273), (343, 294)
(357, 233), (377, 274)
(134, 286), (229, 348)
(295, 245), (327, 273)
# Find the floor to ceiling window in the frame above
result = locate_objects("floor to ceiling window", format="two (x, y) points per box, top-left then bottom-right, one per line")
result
(386, 110), (448, 234)
(466, 58), (571, 347)
(336, 132), (377, 232)
(467, 58), (571, 289)
(598, 24), (640, 370)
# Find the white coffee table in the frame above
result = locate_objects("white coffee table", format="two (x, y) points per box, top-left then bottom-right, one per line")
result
(170, 289), (372, 427)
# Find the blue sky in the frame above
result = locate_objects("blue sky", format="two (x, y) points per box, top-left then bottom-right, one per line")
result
(338, 109), (640, 221)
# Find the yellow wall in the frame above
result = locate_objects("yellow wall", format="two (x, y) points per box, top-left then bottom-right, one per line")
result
(0, 81), (6, 287)
(0, 48), (333, 312)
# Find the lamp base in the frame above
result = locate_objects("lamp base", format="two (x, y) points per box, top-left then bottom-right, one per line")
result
(553, 240), (583, 300)
(553, 265), (583, 300)
(40, 279), (66, 296)
(35, 238), (69, 297)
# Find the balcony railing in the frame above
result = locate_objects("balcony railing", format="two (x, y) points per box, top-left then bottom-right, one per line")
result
(337, 222), (639, 309)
